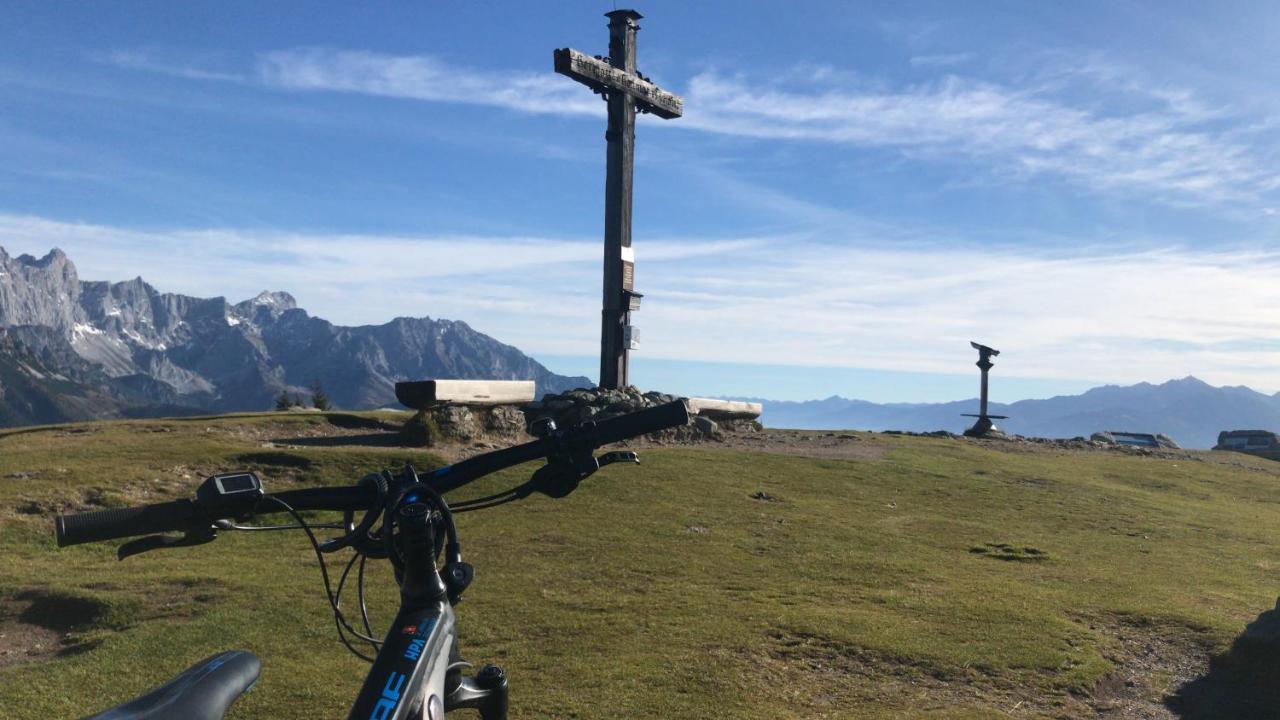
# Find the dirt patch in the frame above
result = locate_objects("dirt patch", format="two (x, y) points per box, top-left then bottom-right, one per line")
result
(749, 620), (1221, 719)
(1083, 616), (1215, 719)
(0, 620), (64, 669)
(211, 413), (408, 447)
(752, 629), (1065, 717)
(0, 579), (230, 671)
(619, 428), (892, 461)
(54, 427), (96, 437)
(0, 591), (109, 669)
(719, 430), (892, 460)
(386, 422), (892, 463)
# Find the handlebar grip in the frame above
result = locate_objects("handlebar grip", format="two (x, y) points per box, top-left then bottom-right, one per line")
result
(55, 500), (201, 547)
(593, 400), (690, 445)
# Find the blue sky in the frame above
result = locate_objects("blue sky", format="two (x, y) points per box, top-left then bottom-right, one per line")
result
(3, 1), (1279, 402)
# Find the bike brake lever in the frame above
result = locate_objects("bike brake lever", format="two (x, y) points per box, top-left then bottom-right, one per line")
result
(597, 451), (640, 467)
(527, 451), (640, 500)
(117, 526), (215, 561)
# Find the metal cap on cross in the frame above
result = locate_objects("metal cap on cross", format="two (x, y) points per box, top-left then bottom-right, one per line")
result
(554, 10), (684, 390)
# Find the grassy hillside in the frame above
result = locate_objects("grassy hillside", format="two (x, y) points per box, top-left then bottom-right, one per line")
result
(1, 414), (1279, 718)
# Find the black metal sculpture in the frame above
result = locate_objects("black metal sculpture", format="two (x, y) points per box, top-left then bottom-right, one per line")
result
(962, 341), (1008, 438)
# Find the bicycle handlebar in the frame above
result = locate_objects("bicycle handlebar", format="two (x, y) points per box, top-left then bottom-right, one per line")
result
(593, 399), (690, 445)
(54, 485), (378, 548)
(429, 400), (690, 494)
(54, 401), (690, 548)
(56, 500), (200, 547)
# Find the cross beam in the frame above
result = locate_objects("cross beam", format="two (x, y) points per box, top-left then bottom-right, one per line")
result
(553, 48), (683, 119)
(554, 9), (683, 390)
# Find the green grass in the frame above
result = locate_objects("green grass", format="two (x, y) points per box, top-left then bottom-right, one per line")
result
(1, 415), (1278, 718)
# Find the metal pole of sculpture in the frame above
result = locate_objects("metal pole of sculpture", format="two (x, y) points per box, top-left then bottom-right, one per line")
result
(554, 10), (684, 390)
(962, 341), (1008, 437)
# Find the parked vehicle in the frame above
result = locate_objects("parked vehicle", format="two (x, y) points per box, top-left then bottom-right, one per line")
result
(54, 401), (690, 719)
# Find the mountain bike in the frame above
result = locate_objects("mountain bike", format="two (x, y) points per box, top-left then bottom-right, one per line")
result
(53, 400), (690, 719)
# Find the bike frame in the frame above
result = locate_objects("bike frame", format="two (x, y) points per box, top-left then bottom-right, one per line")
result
(55, 402), (689, 720)
(350, 598), (457, 720)
(346, 478), (507, 720)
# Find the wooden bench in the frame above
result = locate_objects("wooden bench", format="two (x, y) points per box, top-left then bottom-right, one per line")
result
(395, 380), (536, 410)
(685, 398), (762, 420)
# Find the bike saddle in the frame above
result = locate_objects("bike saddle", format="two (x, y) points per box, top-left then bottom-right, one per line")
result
(82, 650), (260, 720)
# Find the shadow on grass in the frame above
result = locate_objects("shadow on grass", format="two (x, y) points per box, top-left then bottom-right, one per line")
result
(234, 450), (315, 468)
(16, 590), (106, 633)
(267, 433), (406, 449)
(1167, 599), (1280, 719)
(325, 414), (401, 432)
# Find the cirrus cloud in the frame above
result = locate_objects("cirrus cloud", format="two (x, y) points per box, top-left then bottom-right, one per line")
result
(100, 47), (1280, 206)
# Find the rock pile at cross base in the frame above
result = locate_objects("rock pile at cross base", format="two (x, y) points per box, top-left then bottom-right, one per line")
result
(399, 387), (762, 447)
(527, 387), (761, 438)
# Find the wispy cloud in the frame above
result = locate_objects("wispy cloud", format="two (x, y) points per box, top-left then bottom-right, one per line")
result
(103, 46), (1276, 207)
(255, 49), (603, 116)
(909, 52), (975, 67)
(3, 213), (1280, 392)
(680, 71), (1273, 204)
(639, 240), (1280, 391)
(100, 50), (244, 83)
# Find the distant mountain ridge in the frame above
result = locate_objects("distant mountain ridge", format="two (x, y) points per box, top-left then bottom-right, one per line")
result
(755, 377), (1280, 449)
(0, 247), (589, 426)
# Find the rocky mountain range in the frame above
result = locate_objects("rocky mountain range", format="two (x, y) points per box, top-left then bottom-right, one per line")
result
(0, 247), (589, 426)
(755, 376), (1280, 449)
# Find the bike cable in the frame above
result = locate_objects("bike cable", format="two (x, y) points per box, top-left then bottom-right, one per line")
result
(450, 487), (521, 511)
(223, 521), (348, 531)
(263, 496), (382, 662)
(451, 492), (522, 513)
(334, 550), (381, 655)
(356, 552), (376, 642)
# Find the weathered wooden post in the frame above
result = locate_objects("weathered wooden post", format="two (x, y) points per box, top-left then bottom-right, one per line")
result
(962, 341), (1008, 437)
(554, 10), (683, 390)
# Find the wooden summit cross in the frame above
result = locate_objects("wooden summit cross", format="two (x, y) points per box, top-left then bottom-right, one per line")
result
(555, 9), (683, 390)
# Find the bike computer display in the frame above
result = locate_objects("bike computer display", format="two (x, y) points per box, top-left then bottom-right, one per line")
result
(215, 473), (261, 495)
(196, 472), (263, 513)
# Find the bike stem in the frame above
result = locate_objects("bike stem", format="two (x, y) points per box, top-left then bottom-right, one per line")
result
(392, 489), (507, 719)
(396, 501), (449, 608)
